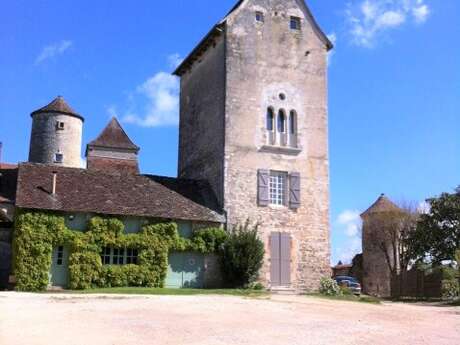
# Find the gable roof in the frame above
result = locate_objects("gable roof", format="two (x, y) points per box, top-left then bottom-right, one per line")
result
(88, 117), (139, 152)
(361, 194), (402, 217)
(31, 96), (84, 121)
(15, 163), (224, 223)
(174, 0), (333, 76)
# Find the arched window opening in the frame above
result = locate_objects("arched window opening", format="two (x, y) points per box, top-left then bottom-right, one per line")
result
(289, 110), (297, 134)
(289, 110), (298, 148)
(278, 110), (287, 146)
(266, 108), (274, 131)
(278, 110), (286, 133)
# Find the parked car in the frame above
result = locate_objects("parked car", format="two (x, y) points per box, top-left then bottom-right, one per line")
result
(334, 276), (361, 295)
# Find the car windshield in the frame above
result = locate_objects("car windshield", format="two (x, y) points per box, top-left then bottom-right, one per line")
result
(336, 276), (358, 283)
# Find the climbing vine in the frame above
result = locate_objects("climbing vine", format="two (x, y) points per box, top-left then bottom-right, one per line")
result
(13, 211), (227, 291)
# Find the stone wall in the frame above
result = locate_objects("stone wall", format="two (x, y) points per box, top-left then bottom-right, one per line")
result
(222, 0), (330, 291)
(178, 34), (227, 209)
(28, 112), (83, 168)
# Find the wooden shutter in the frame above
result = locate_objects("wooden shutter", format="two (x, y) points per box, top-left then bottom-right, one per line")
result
(280, 233), (291, 285)
(289, 172), (301, 209)
(257, 169), (269, 206)
(270, 232), (281, 286)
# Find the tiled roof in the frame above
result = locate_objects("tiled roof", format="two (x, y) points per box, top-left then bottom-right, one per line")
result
(88, 118), (139, 151)
(0, 167), (18, 204)
(15, 163), (225, 223)
(31, 96), (84, 121)
(361, 194), (402, 217)
(148, 175), (221, 214)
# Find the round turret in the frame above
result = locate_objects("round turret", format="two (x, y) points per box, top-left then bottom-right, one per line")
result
(28, 96), (84, 168)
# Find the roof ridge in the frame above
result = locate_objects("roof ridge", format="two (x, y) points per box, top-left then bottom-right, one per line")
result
(88, 117), (139, 151)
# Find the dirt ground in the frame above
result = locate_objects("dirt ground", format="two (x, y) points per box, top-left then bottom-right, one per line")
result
(0, 292), (458, 345)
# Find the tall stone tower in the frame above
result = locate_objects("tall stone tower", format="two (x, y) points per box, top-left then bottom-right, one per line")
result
(361, 194), (403, 297)
(28, 96), (83, 168)
(175, 0), (333, 291)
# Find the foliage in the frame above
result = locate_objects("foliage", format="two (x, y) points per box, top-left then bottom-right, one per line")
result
(319, 277), (342, 296)
(13, 211), (226, 291)
(442, 280), (459, 300)
(219, 220), (265, 288)
(412, 188), (460, 264)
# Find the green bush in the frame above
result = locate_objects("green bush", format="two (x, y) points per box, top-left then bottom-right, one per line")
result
(13, 211), (226, 291)
(442, 280), (459, 300)
(319, 277), (342, 296)
(220, 221), (265, 288)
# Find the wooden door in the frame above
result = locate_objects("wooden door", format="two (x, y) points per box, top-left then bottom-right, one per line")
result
(270, 232), (291, 287)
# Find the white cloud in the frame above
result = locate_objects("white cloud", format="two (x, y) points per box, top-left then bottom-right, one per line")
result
(80, 157), (87, 169)
(167, 53), (183, 69)
(115, 55), (181, 128)
(35, 40), (73, 65)
(417, 200), (431, 214)
(345, 0), (431, 47)
(334, 209), (363, 264)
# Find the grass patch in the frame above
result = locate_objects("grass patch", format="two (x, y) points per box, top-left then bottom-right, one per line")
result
(306, 293), (381, 304)
(448, 299), (460, 306)
(61, 287), (268, 297)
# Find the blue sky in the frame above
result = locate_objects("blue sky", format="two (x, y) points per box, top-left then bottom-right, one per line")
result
(1, 0), (459, 264)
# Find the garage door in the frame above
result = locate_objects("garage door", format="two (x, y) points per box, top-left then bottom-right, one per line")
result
(166, 252), (204, 288)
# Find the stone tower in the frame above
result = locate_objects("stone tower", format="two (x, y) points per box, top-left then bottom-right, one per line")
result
(28, 96), (83, 168)
(86, 117), (140, 174)
(361, 194), (402, 297)
(175, 0), (333, 291)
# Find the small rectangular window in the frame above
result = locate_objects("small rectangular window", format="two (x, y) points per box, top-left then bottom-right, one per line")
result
(113, 248), (125, 265)
(101, 247), (111, 265)
(56, 246), (64, 265)
(54, 153), (64, 163)
(290, 16), (301, 30)
(256, 11), (264, 23)
(56, 121), (65, 130)
(126, 248), (138, 265)
(269, 171), (287, 206)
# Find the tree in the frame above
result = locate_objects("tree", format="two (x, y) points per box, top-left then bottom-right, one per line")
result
(412, 187), (460, 264)
(220, 220), (265, 288)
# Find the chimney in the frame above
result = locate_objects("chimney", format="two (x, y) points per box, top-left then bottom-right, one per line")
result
(52, 171), (57, 195)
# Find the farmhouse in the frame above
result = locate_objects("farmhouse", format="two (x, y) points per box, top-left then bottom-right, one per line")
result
(0, 0), (332, 291)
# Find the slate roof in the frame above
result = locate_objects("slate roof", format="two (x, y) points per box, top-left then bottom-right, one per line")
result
(15, 163), (225, 223)
(0, 167), (18, 204)
(31, 96), (84, 121)
(361, 194), (402, 217)
(87, 117), (139, 152)
(174, 0), (333, 76)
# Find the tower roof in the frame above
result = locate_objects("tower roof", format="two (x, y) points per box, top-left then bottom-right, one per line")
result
(88, 117), (139, 152)
(361, 194), (402, 217)
(31, 96), (84, 121)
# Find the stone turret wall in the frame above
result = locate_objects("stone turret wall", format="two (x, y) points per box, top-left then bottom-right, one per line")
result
(28, 112), (83, 168)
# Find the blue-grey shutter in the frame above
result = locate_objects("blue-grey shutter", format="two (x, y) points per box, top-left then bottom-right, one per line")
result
(289, 172), (301, 209)
(270, 232), (281, 286)
(258, 169), (269, 206)
(280, 233), (291, 285)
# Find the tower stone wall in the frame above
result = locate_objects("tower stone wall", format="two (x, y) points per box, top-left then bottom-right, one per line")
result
(177, 0), (332, 291)
(28, 97), (83, 168)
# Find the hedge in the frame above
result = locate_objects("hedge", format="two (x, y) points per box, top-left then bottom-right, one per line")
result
(13, 211), (227, 291)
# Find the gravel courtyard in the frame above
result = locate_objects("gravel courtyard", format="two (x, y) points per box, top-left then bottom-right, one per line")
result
(0, 292), (458, 345)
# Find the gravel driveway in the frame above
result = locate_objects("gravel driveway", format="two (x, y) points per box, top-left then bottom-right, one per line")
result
(0, 292), (458, 345)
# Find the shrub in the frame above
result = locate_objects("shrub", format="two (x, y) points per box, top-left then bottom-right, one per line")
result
(220, 220), (265, 288)
(442, 280), (459, 300)
(319, 277), (342, 296)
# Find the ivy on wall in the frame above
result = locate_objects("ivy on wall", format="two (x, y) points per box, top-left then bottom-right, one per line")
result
(13, 211), (227, 291)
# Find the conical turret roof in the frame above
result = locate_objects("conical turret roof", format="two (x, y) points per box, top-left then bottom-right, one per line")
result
(31, 96), (84, 121)
(361, 194), (402, 217)
(88, 117), (139, 151)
